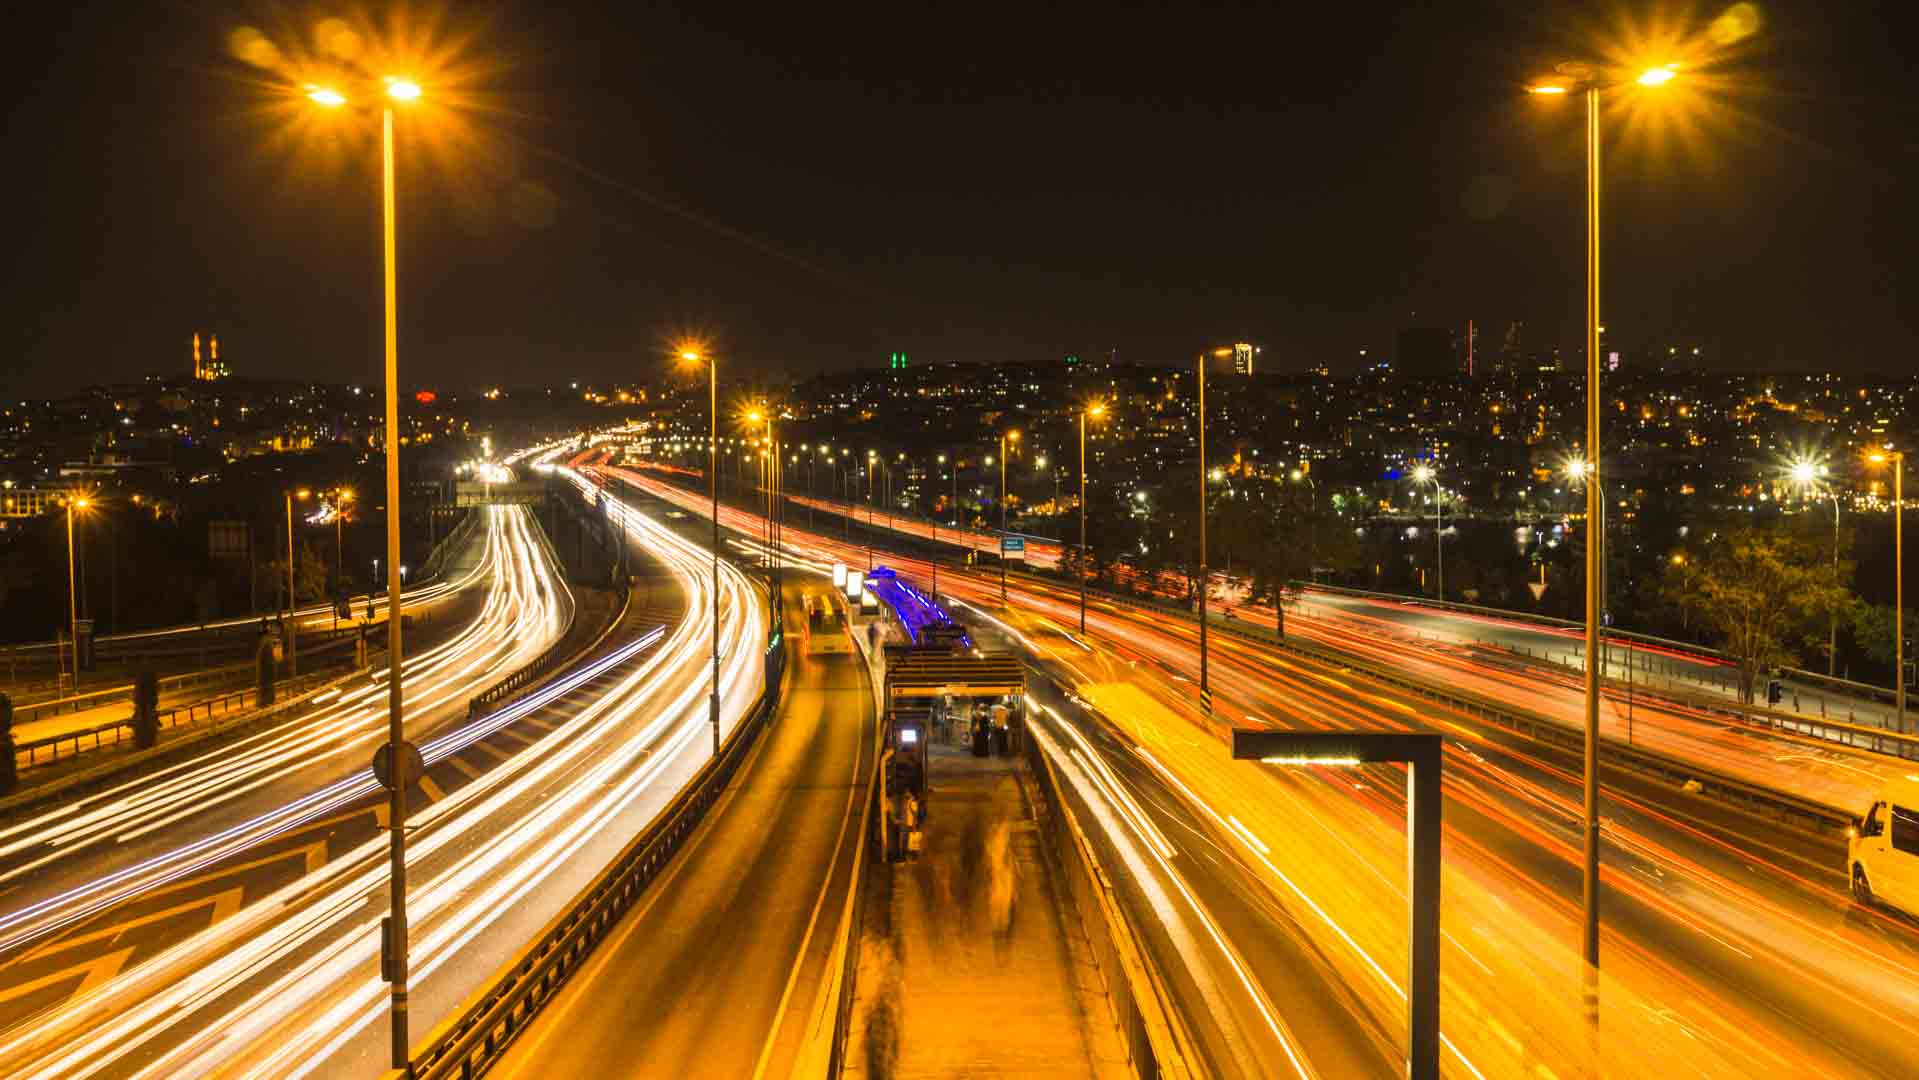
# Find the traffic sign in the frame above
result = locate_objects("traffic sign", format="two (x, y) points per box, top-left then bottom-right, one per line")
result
(372, 740), (425, 793)
(1001, 536), (1025, 559)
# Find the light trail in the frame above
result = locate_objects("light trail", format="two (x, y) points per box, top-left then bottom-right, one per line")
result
(611, 459), (1919, 1077)
(0, 470), (767, 1079)
(0, 507), (563, 953)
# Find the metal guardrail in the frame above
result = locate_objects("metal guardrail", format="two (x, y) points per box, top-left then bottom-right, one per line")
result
(392, 637), (786, 1080)
(12, 664), (345, 771)
(1025, 718), (1200, 1078)
(999, 558), (1919, 765)
(1294, 580), (1901, 707)
(823, 600), (894, 1075)
(967, 561), (1859, 832)
(785, 484), (1895, 713)
(463, 523), (590, 720)
(12, 627), (360, 729)
(415, 507), (478, 584)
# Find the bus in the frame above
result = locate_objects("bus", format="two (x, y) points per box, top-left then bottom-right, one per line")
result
(802, 590), (853, 655)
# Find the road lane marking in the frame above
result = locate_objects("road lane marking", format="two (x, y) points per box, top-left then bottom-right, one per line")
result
(0, 947), (134, 1006)
(12, 886), (246, 966)
(445, 755), (484, 781)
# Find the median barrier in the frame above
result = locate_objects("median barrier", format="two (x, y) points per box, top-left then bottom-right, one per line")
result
(392, 583), (783, 1080)
(1024, 716), (1200, 1078)
(963, 560), (1859, 834)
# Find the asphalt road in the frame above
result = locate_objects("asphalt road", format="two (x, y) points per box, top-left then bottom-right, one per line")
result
(490, 574), (876, 1079)
(0, 506), (592, 1075)
(621, 461), (1919, 1078)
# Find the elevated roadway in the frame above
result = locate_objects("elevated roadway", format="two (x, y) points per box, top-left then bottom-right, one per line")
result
(614, 461), (1919, 1078)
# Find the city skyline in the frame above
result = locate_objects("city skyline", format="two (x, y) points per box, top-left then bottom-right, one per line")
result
(4, 2), (1916, 398)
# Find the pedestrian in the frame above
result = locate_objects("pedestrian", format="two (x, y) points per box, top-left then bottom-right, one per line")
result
(986, 820), (1018, 960)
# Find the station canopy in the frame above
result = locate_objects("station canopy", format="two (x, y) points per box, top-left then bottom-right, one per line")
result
(883, 648), (1024, 704)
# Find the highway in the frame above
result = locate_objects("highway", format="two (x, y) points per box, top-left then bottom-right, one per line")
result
(610, 460), (1919, 1078)
(0, 516), (481, 705)
(0, 477), (772, 1078)
(488, 573), (876, 1079)
(738, 472), (1907, 737)
(0, 503), (589, 1076)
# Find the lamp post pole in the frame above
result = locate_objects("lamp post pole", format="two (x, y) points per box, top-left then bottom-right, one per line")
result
(65, 500), (83, 691)
(286, 491), (296, 618)
(1080, 414), (1090, 634)
(1197, 354), (1210, 717)
(998, 433), (1018, 602)
(1579, 81), (1603, 1035)
(378, 100), (411, 1072)
(1896, 454), (1906, 733)
(709, 360), (721, 754)
(1827, 489), (1840, 677)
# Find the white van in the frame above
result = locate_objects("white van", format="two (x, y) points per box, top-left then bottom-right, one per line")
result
(1849, 776), (1919, 914)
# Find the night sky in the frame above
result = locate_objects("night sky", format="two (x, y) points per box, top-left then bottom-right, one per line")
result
(3, 2), (1915, 397)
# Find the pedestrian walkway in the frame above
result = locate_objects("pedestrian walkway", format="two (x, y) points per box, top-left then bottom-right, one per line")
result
(844, 738), (1127, 1079)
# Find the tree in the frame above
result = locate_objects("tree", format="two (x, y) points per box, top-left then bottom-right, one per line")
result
(1847, 602), (1915, 670)
(1670, 526), (1849, 703)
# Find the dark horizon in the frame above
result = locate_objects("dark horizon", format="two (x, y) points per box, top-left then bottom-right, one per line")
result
(5, 2), (1915, 399)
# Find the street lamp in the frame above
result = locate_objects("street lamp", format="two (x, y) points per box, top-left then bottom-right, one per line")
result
(284, 488), (310, 675)
(1787, 458), (1842, 677)
(1287, 467), (1318, 634)
(308, 75), (423, 1064)
(999, 430), (1020, 601)
(1528, 56), (1679, 1035)
(1080, 402), (1107, 634)
(1870, 450), (1905, 732)
(1197, 350), (1218, 717)
(64, 496), (92, 690)
(678, 347), (722, 758)
(285, 489), (311, 614)
(1410, 464), (1441, 600)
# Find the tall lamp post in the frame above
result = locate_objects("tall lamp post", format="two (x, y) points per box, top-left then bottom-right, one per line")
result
(1079, 403), (1107, 634)
(64, 496), (92, 690)
(1871, 451), (1905, 732)
(681, 348), (722, 756)
(305, 72), (423, 1070)
(1199, 350), (1224, 717)
(998, 430), (1020, 602)
(333, 488), (355, 630)
(284, 488), (310, 674)
(1528, 57), (1678, 1039)
(1411, 465), (1442, 599)
(1789, 459), (1842, 677)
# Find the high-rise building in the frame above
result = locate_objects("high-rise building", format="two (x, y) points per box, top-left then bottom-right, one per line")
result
(1232, 342), (1258, 375)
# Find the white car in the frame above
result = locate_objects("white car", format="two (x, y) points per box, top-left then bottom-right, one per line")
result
(1849, 775), (1919, 914)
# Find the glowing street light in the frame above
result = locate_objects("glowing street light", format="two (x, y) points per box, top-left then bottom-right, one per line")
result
(1079, 401), (1109, 633)
(1527, 55), (1678, 1031)
(1869, 450), (1906, 731)
(1636, 63), (1678, 87)
(677, 345), (722, 756)
(1409, 463), (1443, 599)
(63, 496), (94, 689)
(1787, 456), (1842, 676)
(302, 69), (425, 1065)
(999, 430), (1020, 602)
